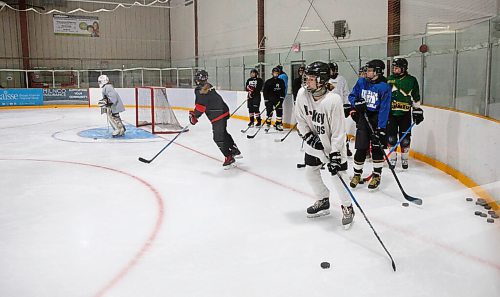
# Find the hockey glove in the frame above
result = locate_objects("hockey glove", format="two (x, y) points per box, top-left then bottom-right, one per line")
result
(98, 97), (111, 107)
(327, 152), (342, 175)
(354, 98), (366, 114)
(371, 128), (387, 149)
(303, 132), (324, 150)
(350, 110), (359, 123)
(189, 110), (198, 125)
(412, 108), (424, 125)
(343, 103), (353, 118)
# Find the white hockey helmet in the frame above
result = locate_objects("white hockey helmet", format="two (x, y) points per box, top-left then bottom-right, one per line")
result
(98, 74), (109, 88)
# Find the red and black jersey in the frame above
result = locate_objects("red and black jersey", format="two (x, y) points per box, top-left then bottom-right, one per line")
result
(192, 83), (230, 123)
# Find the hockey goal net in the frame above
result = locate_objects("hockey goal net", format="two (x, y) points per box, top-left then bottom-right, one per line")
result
(135, 87), (185, 134)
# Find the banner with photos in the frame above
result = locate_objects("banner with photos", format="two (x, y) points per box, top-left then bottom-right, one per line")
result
(53, 14), (100, 37)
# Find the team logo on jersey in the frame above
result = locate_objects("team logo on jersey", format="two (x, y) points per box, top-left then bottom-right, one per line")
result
(303, 105), (326, 134)
(248, 80), (258, 88)
(361, 89), (379, 109)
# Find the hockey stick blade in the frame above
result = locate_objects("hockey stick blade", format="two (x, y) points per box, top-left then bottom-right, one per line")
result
(138, 157), (151, 164)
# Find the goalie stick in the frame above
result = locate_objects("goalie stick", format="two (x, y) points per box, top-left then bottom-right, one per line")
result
(362, 113), (422, 205)
(138, 125), (190, 164)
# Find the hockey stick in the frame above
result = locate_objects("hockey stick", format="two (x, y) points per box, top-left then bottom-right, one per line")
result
(138, 125), (190, 164)
(274, 123), (298, 142)
(230, 98), (249, 118)
(247, 101), (282, 139)
(336, 172), (397, 271)
(362, 122), (416, 182)
(362, 113), (422, 205)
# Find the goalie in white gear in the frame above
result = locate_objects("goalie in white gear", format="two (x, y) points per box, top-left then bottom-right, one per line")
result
(98, 75), (126, 137)
(295, 61), (354, 229)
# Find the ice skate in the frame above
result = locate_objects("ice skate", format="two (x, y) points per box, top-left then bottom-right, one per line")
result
(230, 145), (242, 159)
(275, 121), (283, 131)
(255, 118), (262, 127)
(389, 153), (397, 169)
(223, 155), (236, 169)
(368, 173), (381, 190)
(341, 205), (355, 230)
(307, 198), (330, 218)
(350, 174), (361, 188)
(247, 121), (255, 128)
(402, 158), (409, 170)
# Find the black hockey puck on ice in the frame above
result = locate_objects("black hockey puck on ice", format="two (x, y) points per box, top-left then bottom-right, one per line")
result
(466, 197), (473, 202)
(486, 218), (494, 223)
(320, 262), (330, 269)
(492, 213), (499, 219)
(474, 211), (482, 216)
(480, 213), (487, 218)
(477, 198), (486, 203)
(402, 202), (409, 207)
(484, 205), (492, 210)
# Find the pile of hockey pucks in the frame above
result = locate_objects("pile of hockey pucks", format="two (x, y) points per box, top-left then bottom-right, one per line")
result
(468, 197), (498, 223)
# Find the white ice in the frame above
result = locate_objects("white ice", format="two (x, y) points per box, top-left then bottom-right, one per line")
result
(0, 107), (499, 297)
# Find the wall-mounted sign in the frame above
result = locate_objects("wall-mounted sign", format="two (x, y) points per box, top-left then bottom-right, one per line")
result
(53, 14), (100, 37)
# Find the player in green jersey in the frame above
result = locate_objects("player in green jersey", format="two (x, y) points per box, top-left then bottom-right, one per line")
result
(386, 58), (424, 169)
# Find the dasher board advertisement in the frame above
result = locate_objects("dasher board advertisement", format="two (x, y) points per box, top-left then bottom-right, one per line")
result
(53, 14), (100, 37)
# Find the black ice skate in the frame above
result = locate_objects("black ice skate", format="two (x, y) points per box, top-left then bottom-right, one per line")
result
(248, 121), (255, 128)
(230, 144), (243, 159)
(275, 122), (283, 131)
(307, 198), (330, 218)
(255, 118), (262, 127)
(341, 205), (355, 230)
(402, 158), (409, 170)
(223, 155), (236, 169)
(368, 173), (381, 190)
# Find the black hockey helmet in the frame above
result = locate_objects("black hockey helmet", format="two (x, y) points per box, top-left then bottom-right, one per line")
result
(304, 61), (330, 85)
(194, 69), (208, 85)
(250, 68), (259, 76)
(276, 65), (283, 73)
(392, 58), (408, 73)
(365, 59), (385, 75)
(328, 62), (338, 74)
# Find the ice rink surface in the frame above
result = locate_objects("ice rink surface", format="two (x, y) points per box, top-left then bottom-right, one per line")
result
(0, 107), (499, 297)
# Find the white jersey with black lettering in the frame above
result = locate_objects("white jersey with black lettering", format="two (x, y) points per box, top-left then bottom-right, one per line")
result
(329, 75), (349, 104)
(295, 87), (347, 163)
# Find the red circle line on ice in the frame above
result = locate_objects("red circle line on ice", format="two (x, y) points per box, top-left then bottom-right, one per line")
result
(0, 158), (165, 297)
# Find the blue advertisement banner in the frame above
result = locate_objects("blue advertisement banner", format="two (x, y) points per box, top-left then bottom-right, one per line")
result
(0, 89), (44, 106)
(43, 89), (89, 102)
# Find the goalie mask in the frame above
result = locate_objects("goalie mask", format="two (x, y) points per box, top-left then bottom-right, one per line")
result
(304, 61), (330, 97)
(194, 70), (209, 86)
(98, 75), (109, 88)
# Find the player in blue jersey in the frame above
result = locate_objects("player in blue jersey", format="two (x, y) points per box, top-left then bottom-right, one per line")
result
(348, 59), (391, 190)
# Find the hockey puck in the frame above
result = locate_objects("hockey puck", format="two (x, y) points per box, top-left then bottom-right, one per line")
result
(466, 197), (473, 202)
(486, 218), (494, 223)
(488, 210), (496, 215)
(491, 213), (499, 219)
(296, 164), (306, 168)
(484, 205), (492, 210)
(474, 211), (482, 216)
(402, 202), (409, 207)
(477, 198), (486, 203)
(476, 201), (487, 206)
(480, 212), (487, 218)
(320, 262), (330, 269)
(93, 137), (97, 140)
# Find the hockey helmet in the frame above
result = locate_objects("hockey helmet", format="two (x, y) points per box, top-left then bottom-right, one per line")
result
(98, 74), (109, 88)
(304, 61), (330, 86)
(250, 68), (259, 76)
(365, 59), (385, 75)
(194, 70), (208, 86)
(328, 62), (338, 74)
(392, 58), (408, 73)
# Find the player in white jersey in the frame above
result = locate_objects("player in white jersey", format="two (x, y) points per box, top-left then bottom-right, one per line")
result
(295, 61), (354, 229)
(328, 62), (353, 157)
